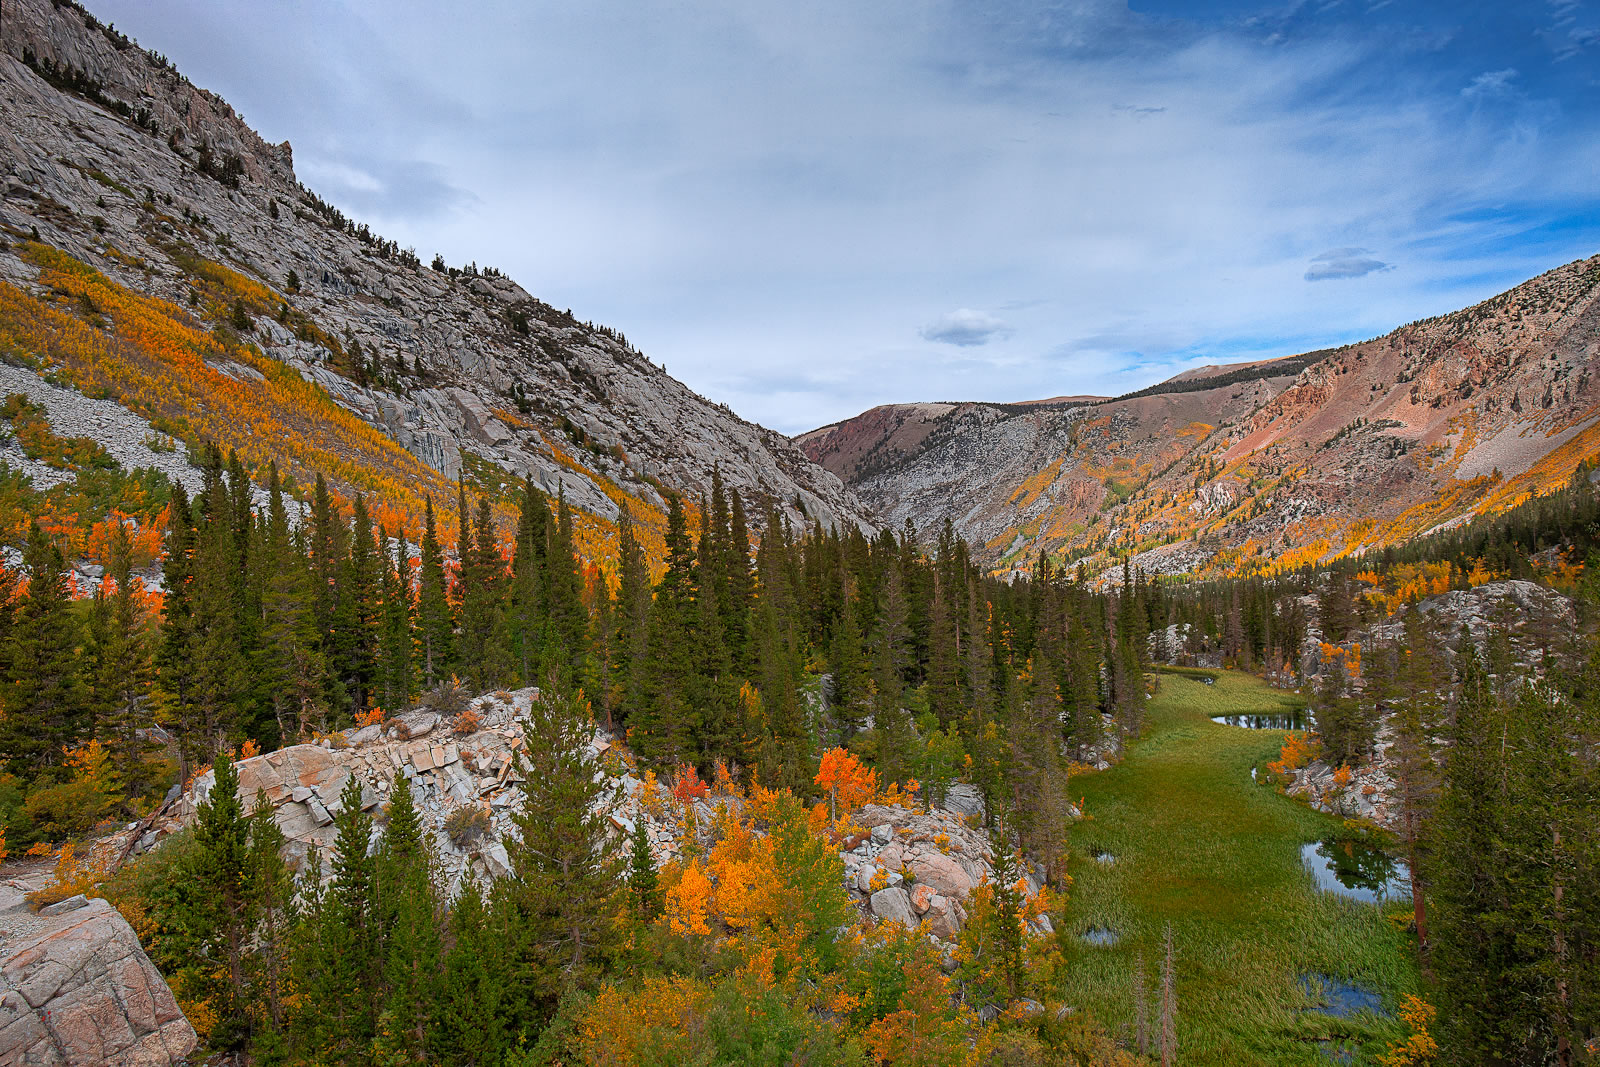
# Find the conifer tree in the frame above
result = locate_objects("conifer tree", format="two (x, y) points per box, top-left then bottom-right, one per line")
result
(627, 816), (661, 921)
(493, 688), (622, 1031)
(926, 573), (962, 728)
(336, 495), (383, 713)
(185, 753), (260, 1046)
(259, 467), (326, 740)
(431, 877), (507, 1065)
(375, 774), (440, 1059)
(377, 529), (415, 713)
(546, 491), (588, 681)
(634, 496), (697, 766)
(0, 522), (88, 778)
(297, 775), (379, 1060)
(508, 478), (550, 686)
(417, 497), (454, 686)
(88, 519), (157, 799)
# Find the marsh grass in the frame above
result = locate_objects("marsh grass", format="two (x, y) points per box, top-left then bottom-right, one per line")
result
(1058, 669), (1418, 1065)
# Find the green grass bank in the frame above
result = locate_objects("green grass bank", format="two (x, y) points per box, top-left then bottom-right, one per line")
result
(1058, 669), (1420, 1066)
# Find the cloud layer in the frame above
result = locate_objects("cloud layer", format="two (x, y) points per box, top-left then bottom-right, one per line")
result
(94, 0), (1600, 434)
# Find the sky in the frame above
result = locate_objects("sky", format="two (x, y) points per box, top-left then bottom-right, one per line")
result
(94, 0), (1600, 435)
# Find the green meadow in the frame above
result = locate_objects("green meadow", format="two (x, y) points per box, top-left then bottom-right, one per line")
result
(1057, 669), (1420, 1066)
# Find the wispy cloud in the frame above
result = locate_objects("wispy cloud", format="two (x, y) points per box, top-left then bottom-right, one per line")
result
(1305, 248), (1393, 281)
(1461, 68), (1517, 99)
(921, 309), (1013, 347)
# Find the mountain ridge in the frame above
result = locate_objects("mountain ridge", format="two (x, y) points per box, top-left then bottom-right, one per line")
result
(800, 255), (1600, 577)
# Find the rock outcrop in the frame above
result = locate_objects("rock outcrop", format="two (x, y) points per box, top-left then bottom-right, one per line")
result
(0, 886), (196, 1067)
(134, 691), (1024, 946)
(840, 788), (1056, 945)
(0, 0), (875, 551)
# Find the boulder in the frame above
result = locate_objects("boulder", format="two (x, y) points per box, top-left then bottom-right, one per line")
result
(869, 887), (918, 930)
(0, 890), (196, 1066)
(910, 853), (973, 900)
(909, 883), (938, 915)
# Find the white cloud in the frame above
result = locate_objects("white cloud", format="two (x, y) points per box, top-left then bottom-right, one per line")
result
(91, 0), (1600, 434)
(1461, 68), (1517, 99)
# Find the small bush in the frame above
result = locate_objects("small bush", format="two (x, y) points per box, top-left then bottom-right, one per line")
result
(420, 676), (471, 719)
(452, 708), (482, 735)
(26, 842), (110, 909)
(445, 806), (491, 850)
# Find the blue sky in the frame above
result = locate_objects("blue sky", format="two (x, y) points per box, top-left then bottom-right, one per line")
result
(95, 0), (1600, 434)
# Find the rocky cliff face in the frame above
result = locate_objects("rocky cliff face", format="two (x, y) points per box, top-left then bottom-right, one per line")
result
(0, 886), (196, 1067)
(0, 0), (873, 552)
(802, 257), (1600, 576)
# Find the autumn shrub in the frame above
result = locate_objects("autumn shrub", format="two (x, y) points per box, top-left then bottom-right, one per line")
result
(672, 764), (709, 804)
(419, 676), (470, 720)
(25, 841), (110, 908)
(1378, 995), (1438, 1066)
(452, 707), (482, 735)
(444, 805), (491, 850)
(1267, 732), (1321, 779)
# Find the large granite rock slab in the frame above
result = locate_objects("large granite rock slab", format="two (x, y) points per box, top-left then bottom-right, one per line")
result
(0, 885), (196, 1066)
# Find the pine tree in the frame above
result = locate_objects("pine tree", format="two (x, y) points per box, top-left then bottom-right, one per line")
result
(492, 688), (622, 1032)
(627, 816), (661, 921)
(546, 491), (588, 682)
(634, 496), (698, 766)
(417, 498), (454, 687)
(185, 753), (257, 1045)
(925, 573), (962, 728)
(459, 496), (513, 687)
(377, 529), (415, 713)
(259, 466), (326, 740)
(297, 775), (379, 1060)
(507, 477), (550, 687)
(431, 877), (507, 1065)
(335, 495), (383, 714)
(374, 774), (440, 1059)
(0, 521), (88, 777)
(87, 519), (157, 801)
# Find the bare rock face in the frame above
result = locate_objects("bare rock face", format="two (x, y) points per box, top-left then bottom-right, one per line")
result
(0, 0), (876, 550)
(0, 887), (196, 1067)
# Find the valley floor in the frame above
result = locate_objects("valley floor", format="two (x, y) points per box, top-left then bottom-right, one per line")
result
(1061, 670), (1419, 1066)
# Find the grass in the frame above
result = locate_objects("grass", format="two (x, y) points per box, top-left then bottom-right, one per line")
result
(1057, 669), (1419, 1066)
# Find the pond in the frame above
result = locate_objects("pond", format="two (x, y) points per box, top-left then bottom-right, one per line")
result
(1302, 839), (1410, 904)
(1089, 849), (1116, 865)
(1209, 710), (1306, 729)
(1080, 925), (1120, 946)
(1297, 973), (1387, 1019)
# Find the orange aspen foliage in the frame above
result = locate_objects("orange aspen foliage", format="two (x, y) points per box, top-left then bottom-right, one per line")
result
(814, 746), (878, 819)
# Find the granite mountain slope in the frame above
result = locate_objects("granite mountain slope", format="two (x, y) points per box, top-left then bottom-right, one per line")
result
(801, 255), (1600, 577)
(0, 0), (871, 560)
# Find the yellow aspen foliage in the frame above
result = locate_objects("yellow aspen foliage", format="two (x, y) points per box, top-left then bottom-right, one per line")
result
(1378, 995), (1438, 1066)
(666, 859), (713, 935)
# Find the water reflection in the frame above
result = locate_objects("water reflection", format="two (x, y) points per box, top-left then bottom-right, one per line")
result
(1209, 711), (1306, 729)
(1297, 973), (1386, 1019)
(1302, 839), (1410, 903)
(1079, 926), (1119, 946)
